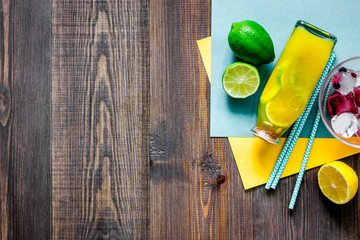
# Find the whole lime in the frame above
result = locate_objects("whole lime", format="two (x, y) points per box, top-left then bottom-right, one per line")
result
(228, 20), (275, 65)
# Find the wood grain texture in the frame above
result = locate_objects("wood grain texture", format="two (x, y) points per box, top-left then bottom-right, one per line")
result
(1, 0), (358, 239)
(149, 1), (253, 239)
(150, 1), (360, 240)
(52, 0), (149, 239)
(251, 155), (360, 240)
(0, 0), (51, 239)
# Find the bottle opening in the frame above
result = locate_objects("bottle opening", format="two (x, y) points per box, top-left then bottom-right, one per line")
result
(251, 127), (281, 145)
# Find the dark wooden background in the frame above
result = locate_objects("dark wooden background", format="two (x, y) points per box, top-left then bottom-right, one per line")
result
(0, 0), (359, 239)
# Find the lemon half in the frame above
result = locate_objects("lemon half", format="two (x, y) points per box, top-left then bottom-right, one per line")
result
(318, 161), (358, 204)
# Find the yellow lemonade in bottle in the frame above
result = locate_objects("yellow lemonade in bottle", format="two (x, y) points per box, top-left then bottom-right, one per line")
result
(252, 21), (336, 144)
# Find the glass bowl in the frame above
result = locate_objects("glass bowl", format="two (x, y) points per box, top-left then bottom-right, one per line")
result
(319, 56), (360, 148)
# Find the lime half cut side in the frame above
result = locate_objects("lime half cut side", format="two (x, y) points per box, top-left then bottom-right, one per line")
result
(222, 62), (260, 98)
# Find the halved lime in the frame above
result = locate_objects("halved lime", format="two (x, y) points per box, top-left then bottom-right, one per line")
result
(222, 62), (260, 98)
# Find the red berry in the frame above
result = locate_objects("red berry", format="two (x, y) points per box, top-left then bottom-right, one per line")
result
(333, 82), (340, 89)
(331, 72), (341, 88)
(339, 67), (347, 72)
(352, 72), (357, 78)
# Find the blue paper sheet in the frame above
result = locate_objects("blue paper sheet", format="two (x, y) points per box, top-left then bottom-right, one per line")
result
(211, 0), (360, 138)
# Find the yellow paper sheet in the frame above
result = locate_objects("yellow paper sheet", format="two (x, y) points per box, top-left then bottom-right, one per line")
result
(197, 37), (360, 190)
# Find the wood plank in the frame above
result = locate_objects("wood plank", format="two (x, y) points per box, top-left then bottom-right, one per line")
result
(252, 154), (359, 240)
(0, 0), (51, 239)
(52, 0), (149, 239)
(149, 1), (253, 239)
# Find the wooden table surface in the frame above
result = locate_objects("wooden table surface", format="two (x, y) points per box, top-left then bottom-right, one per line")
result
(1, 0), (360, 239)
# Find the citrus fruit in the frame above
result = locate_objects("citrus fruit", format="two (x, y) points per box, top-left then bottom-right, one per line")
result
(222, 62), (260, 98)
(265, 92), (305, 127)
(228, 20), (275, 65)
(318, 161), (358, 204)
(259, 62), (288, 103)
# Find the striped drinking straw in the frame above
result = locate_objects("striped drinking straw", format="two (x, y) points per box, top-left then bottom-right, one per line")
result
(265, 53), (336, 190)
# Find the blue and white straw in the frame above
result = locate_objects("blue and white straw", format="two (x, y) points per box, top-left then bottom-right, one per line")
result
(288, 111), (321, 209)
(289, 64), (335, 209)
(270, 85), (321, 189)
(265, 106), (304, 189)
(265, 53), (336, 190)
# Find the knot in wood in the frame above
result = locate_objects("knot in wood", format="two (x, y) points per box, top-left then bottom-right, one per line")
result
(0, 88), (11, 126)
(216, 174), (226, 185)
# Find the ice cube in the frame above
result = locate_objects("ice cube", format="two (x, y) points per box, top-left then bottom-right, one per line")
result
(331, 112), (358, 138)
(328, 91), (358, 117)
(332, 68), (356, 95)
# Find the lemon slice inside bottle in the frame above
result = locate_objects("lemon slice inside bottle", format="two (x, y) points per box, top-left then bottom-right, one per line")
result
(260, 62), (289, 103)
(265, 93), (305, 128)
